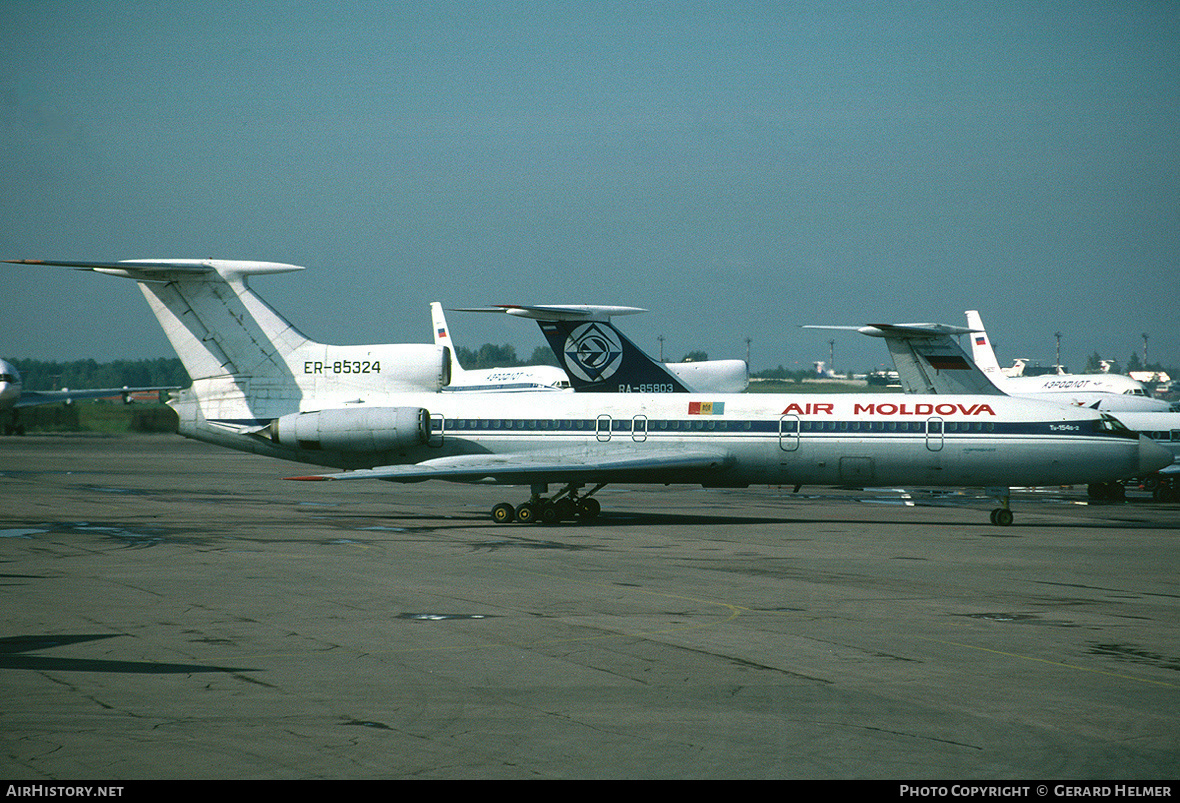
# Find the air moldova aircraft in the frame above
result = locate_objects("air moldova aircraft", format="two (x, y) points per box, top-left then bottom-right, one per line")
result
(8, 259), (1170, 526)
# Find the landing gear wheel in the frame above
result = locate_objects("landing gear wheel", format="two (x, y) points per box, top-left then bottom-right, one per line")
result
(554, 498), (575, 521)
(516, 502), (538, 524)
(539, 504), (560, 525)
(990, 508), (1013, 526)
(576, 498), (601, 520)
(491, 503), (516, 524)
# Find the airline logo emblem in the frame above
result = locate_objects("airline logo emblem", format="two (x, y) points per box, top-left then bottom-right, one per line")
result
(562, 322), (623, 382)
(688, 401), (724, 415)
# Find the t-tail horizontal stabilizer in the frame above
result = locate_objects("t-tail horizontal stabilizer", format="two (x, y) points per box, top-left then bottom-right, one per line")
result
(7, 259), (452, 426)
(803, 322), (1005, 396)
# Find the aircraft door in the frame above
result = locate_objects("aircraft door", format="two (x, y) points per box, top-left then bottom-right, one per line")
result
(779, 415), (800, 451)
(632, 415), (648, 442)
(596, 414), (612, 442)
(926, 417), (944, 451)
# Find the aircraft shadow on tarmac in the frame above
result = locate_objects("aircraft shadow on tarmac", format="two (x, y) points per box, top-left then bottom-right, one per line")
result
(0, 634), (254, 674)
(331, 500), (1177, 532)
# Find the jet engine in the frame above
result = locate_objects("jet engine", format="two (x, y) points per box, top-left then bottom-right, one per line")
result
(266, 407), (430, 453)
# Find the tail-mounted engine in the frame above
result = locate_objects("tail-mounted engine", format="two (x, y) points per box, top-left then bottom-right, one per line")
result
(264, 407), (430, 453)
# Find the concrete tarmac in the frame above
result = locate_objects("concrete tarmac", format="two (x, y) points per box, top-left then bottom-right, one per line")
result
(1, 434), (1178, 780)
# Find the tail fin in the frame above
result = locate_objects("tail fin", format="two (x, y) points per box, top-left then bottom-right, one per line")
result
(805, 322), (1005, 395)
(9, 260), (449, 423)
(964, 310), (1008, 386)
(449, 304), (749, 393)
(430, 301), (465, 381)
(535, 318), (690, 393)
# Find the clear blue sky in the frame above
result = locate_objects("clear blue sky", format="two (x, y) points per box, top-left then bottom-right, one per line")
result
(3, 1), (1177, 374)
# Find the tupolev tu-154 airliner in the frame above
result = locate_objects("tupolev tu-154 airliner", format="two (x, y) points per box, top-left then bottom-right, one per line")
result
(7, 258), (1170, 526)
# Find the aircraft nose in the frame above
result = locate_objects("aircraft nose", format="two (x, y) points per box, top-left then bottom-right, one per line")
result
(1138, 435), (1174, 475)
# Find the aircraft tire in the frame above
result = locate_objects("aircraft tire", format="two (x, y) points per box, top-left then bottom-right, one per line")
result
(576, 498), (601, 520)
(990, 508), (1013, 526)
(539, 504), (560, 525)
(554, 498), (575, 521)
(491, 503), (515, 524)
(516, 502), (538, 524)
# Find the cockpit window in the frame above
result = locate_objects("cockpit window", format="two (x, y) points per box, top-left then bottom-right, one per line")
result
(1096, 414), (1136, 438)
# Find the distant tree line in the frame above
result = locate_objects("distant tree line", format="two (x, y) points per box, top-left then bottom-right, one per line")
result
(6, 357), (190, 390)
(7, 349), (1175, 393)
(455, 344), (559, 370)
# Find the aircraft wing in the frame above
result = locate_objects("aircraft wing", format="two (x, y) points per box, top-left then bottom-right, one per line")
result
(287, 447), (731, 485)
(804, 323), (1005, 396)
(15, 386), (179, 408)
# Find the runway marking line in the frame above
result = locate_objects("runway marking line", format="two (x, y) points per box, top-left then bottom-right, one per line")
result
(916, 635), (1178, 689)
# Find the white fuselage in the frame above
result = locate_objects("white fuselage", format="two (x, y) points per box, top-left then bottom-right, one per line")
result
(999, 375), (1171, 412)
(444, 365), (571, 393)
(1107, 411), (1180, 469)
(170, 388), (1167, 488)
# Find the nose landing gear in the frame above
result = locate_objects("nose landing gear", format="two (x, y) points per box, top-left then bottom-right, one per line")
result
(987, 487), (1013, 526)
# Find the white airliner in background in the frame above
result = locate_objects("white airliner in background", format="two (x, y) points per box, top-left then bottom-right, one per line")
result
(1102, 410), (1180, 501)
(7, 258), (1170, 526)
(430, 303), (570, 392)
(1, 356), (175, 435)
(965, 310), (1172, 412)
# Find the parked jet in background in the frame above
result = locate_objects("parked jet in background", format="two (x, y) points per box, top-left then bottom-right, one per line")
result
(802, 322), (1005, 396)
(453, 304), (749, 394)
(430, 303), (570, 392)
(965, 310), (1172, 412)
(8, 258), (1170, 526)
(1096, 410), (1180, 501)
(1, 356), (176, 435)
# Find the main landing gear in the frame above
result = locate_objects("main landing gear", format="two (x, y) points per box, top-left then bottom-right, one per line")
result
(491, 482), (606, 525)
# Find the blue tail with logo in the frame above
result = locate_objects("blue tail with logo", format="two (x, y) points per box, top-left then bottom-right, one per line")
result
(536, 319), (690, 393)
